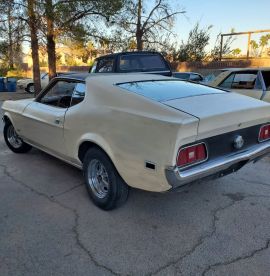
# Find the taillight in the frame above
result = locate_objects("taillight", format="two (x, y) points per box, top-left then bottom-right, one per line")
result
(177, 143), (207, 168)
(259, 124), (270, 142)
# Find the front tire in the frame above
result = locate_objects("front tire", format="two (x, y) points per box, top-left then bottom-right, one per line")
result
(4, 122), (32, 153)
(26, 83), (35, 94)
(83, 148), (129, 210)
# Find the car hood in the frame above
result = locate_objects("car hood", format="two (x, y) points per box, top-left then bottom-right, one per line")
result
(163, 93), (270, 138)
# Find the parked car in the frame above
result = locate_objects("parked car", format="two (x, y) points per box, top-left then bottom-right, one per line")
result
(209, 68), (270, 102)
(173, 72), (204, 82)
(90, 51), (172, 76)
(17, 73), (49, 93)
(17, 72), (79, 94)
(2, 73), (270, 210)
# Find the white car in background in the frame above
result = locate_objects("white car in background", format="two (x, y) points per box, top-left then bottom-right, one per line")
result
(17, 73), (49, 93)
(17, 72), (79, 94)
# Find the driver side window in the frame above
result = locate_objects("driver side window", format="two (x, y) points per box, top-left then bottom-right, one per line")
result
(40, 80), (77, 108)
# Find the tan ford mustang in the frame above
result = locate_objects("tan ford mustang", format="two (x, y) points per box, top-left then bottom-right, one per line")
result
(2, 73), (270, 210)
(209, 68), (270, 102)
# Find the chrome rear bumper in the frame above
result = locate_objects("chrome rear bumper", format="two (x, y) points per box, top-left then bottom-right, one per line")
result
(166, 141), (270, 189)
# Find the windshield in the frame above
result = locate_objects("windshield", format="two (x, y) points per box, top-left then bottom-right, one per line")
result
(119, 54), (168, 72)
(117, 80), (224, 102)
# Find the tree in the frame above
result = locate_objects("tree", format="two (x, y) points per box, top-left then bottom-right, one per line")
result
(210, 30), (235, 61)
(250, 40), (259, 57)
(176, 23), (212, 61)
(259, 34), (270, 56)
(38, 0), (123, 79)
(112, 0), (185, 50)
(231, 48), (241, 57)
(27, 0), (42, 95)
(0, 0), (25, 69)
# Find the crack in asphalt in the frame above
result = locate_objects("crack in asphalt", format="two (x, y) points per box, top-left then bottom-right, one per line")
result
(52, 183), (83, 198)
(237, 177), (270, 188)
(201, 239), (270, 276)
(1, 159), (270, 276)
(0, 163), (120, 276)
(150, 191), (270, 276)
(149, 199), (237, 276)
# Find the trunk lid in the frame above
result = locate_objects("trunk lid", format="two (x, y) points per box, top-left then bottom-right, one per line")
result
(163, 93), (270, 138)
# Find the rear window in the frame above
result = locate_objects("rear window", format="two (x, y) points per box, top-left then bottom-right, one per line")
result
(117, 80), (224, 102)
(119, 54), (168, 72)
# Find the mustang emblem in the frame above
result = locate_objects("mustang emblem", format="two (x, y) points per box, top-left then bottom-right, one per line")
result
(233, 135), (244, 149)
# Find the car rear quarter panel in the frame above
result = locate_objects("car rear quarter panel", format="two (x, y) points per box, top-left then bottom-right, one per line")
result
(64, 81), (199, 192)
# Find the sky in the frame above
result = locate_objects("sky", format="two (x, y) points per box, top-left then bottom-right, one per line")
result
(172, 0), (270, 52)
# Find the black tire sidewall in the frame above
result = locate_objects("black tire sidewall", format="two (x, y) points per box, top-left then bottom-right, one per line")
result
(83, 148), (125, 210)
(26, 83), (34, 94)
(4, 122), (32, 153)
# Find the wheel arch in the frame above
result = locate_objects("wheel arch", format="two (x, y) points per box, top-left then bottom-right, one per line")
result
(2, 113), (14, 126)
(78, 138), (115, 166)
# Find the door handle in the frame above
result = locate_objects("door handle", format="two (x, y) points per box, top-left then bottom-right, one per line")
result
(54, 118), (61, 124)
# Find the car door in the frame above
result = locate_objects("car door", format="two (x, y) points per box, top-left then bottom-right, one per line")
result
(218, 71), (263, 100)
(20, 79), (77, 156)
(62, 83), (86, 162)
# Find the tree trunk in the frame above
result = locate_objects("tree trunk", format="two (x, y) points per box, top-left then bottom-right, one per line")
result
(45, 0), (56, 80)
(136, 0), (143, 51)
(27, 0), (41, 96)
(7, 2), (14, 69)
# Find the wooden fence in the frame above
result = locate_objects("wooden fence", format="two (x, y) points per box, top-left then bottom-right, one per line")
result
(23, 58), (270, 77)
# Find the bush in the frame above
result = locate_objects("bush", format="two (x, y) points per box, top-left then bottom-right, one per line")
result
(6, 68), (26, 79)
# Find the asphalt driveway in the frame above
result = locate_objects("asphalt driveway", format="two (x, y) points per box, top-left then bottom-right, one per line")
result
(0, 100), (270, 276)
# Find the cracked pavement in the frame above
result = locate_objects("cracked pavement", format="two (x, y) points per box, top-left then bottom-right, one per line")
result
(0, 101), (270, 276)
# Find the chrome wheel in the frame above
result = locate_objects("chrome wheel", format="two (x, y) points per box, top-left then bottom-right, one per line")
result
(87, 159), (110, 199)
(28, 84), (35, 94)
(7, 124), (23, 149)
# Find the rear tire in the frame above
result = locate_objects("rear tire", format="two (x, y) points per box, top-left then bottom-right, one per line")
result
(83, 147), (129, 210)
(4, 122), (32, 153)
(26, 83), (35, 94)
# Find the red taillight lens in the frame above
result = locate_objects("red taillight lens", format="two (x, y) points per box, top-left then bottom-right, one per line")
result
(177, 143), (207, 168)
(259, 124), (270, 142)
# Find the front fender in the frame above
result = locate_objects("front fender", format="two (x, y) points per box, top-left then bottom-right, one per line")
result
(2, 112), (15, 126)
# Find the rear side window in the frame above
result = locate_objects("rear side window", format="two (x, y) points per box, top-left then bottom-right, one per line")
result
(70, 83), (86, 106)
(96, 58), (114, 73)
(119, 54), (168, 72)
(262, 71), (270, 90)
(219, 72), (259, 89)
(117, 80), (224, 102)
